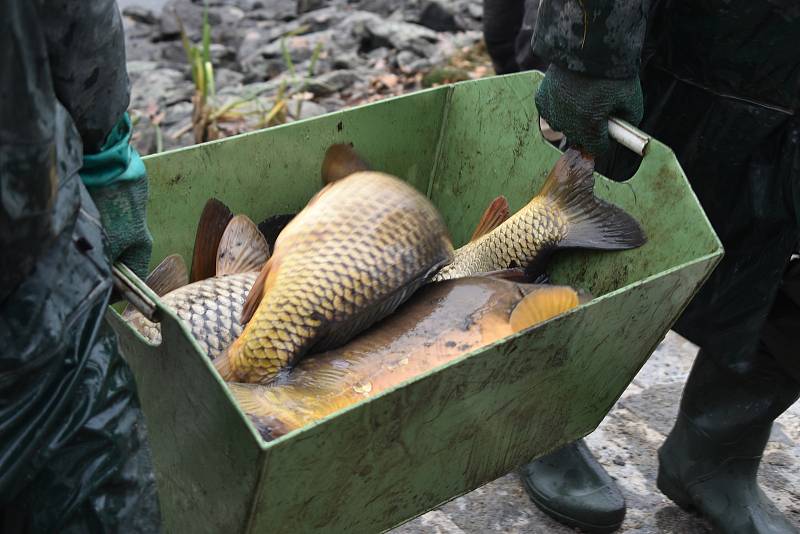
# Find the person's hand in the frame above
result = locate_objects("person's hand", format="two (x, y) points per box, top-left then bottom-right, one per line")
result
(536, 64), (643, 157)
(89, 178), (153, 280)
(82, 113), (152, 280)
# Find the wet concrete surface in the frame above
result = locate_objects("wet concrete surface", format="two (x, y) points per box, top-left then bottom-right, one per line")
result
(393, 332), (800, 533)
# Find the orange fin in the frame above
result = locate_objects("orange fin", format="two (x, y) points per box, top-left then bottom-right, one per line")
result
(510, 286), (580, 332)
(470, 196), (510, 241)
(216, 215), (270, 276)
(321, 143), (370, 184)
(191, 198), (233, 282)
(240, 257), (277, 325)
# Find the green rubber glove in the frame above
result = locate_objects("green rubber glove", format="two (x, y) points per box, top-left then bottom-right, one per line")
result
(81, 113), (153, 280)
(536, 64), (644, 157)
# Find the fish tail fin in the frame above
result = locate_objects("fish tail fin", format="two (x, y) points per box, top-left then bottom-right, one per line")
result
(470, 196), (510, 241)
(321, 143), (370, 184)
(191, 198), (233, 282)
(216, 215), (270, 276)
(539, 149), (646, 250)
(510, 285), (580, 332)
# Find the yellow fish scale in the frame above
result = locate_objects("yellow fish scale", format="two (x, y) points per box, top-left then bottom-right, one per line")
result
(227, 171), (454, 383)
(433, 198), (566, 280)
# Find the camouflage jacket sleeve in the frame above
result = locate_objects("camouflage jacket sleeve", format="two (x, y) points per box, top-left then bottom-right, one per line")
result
(41, 0), (130, 153)
(0, 0), (82, 299)
(532, 0), (650, 79)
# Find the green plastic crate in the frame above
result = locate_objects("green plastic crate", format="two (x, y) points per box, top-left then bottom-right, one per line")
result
(107, 70), (722, 534)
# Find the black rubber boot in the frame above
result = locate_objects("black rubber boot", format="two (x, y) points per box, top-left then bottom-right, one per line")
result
(519, 439), (626, 533)
(657, 349), (800, 534)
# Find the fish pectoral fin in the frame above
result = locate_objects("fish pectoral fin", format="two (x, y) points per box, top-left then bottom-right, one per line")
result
(510, 286), (580, 332)
(229, 383), (297, 441)
(321, 143), (370, 184)
(240, 256), (278, 325)
(122, 254), (188, 319)
(216, 215), (270, 276)
(470, 196), (510, 241)
(227, 383), (269, 414)
(191, 198), (234, 282)
(540, 149), (646, 251)
(145, 253), (189, 296)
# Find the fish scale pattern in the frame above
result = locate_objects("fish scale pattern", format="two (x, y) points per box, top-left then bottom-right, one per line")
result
(434, 198), (567, 280)
(129, 272), (258, 360)
(227, 171), (454, 383)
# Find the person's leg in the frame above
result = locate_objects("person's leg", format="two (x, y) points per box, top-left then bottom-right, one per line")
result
(657, 345), (799, 533)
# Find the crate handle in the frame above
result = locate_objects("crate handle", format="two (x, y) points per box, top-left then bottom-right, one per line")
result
(539, 117), (651, 156)
(112, 262), (160, 323)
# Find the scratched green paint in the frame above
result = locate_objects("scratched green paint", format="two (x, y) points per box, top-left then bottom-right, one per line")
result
(107, 71), (723, 534)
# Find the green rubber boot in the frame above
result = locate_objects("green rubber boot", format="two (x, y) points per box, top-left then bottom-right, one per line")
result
(657, 350), (800, 534)
(519, 439), (626, 533)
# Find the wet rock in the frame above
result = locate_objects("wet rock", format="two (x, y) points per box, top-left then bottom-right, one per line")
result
(123, 6), (159, 25)
(356, 0), (406, 17)
(297, 0), (326, 14)
(467, 2), (482, 20)
(129, 65), (192, 109)
(158, 0), (213, 40)
(295, 101), (329, 120)
(209, 43), (237, 66)
(418, 1), (461, 32)
(359, 18), (439, 56)
(213, 67), (245, 89)
(305, 69), (361, 96)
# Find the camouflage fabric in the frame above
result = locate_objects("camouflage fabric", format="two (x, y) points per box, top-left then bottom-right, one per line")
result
(531, 0), (650, 79)
(0, 1), (161, 531)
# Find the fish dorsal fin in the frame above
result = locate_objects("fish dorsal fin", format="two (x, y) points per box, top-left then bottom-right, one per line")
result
(191, 198), (233, 282)
(321, 143), (370, 184)
(470, 196), (510, 241)
(510, 286), (580, 332)
(240, 256), (279, 325)
(122, 254), (188, 319)
(216, 215), (270, 276)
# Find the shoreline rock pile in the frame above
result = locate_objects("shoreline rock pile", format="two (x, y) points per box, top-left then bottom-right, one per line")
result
(121, 0), (493, 154)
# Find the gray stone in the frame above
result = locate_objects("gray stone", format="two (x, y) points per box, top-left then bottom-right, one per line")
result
(129, 66), (192, 109)
(295, 101), (329, 120)
(297, 0), (325, 14)
(467, 3), (482, 20)
(304, 69), (360, 96)
(358, 0), (405, 17)
(213, 67), (245, 90)
(123, 6), (159, 25)
(418, 1), (461, 32)
(361, 18), (439, 56)
(158, 0), (214, 39)
(209, 43), (237, 65)
(162, 101), (194, 127)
